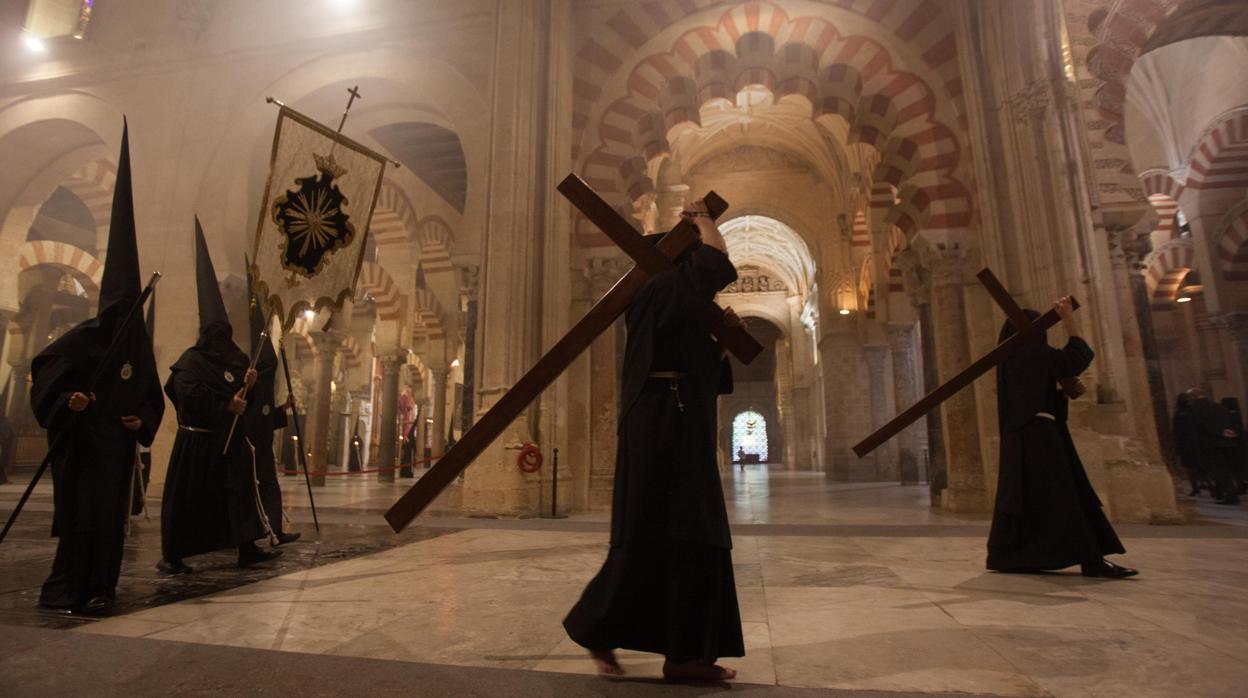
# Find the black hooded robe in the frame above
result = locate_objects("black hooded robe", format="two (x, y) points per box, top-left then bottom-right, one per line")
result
(564, 243), (744, 664)
(987, 333), (1125, 571)
(159, 328), (268, 562)
(31, 307), (163, 609)
(246, 342), (288, 536)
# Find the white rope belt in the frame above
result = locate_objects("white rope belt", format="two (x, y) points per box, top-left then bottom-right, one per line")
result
(178, 424), (212, 433)
(1035, 412), (1056, 421)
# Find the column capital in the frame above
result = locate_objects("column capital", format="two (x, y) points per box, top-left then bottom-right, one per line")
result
(379, 353), (405, 371)
(920, 244), (972, 290)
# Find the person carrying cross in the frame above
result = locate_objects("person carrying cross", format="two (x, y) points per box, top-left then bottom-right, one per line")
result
(563, 198), (745, 681)
(986, 297), (1137, 579)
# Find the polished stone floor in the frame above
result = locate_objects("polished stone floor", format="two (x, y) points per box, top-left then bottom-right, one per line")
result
(2, 467), (1247, 696)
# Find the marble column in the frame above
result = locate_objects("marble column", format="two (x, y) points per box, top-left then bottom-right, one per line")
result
(376, 354), (402, 483)
(886, 323), (922, 484)
(863, 344), (894, 480)
(1118, 230), (1173, 466)
(430, 367), (448, 462)
(927, 247), (987, 512)
(306, 332), (341, 487)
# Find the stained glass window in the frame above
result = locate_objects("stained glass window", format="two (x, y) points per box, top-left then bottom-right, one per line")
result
(731, 410), (768, 463)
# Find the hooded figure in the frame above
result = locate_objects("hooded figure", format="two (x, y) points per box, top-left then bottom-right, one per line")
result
(564, 201), (744, 681)
(156, 218), (280, 573)
(243, 261), (299, 544)
(986, 303), (1135, 578)
(30, 121), (165, 614)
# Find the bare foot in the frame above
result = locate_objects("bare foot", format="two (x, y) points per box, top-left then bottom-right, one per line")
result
(662, 660), (736, 682)
(590, 649), (624, 676)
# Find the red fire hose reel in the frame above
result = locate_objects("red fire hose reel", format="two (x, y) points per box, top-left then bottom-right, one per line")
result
(517, 442), (543, 473)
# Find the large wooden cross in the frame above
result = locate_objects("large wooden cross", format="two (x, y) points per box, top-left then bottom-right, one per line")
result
(385, 175), (764, 531)
(853, 268), (1079, 457)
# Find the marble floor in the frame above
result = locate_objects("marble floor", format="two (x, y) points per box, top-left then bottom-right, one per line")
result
(3, 467), (1247, 696)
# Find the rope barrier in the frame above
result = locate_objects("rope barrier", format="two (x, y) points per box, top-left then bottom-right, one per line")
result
(277, 453), (445, 478)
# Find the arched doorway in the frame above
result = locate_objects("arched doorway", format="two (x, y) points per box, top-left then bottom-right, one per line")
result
(731, 409), (770, 464)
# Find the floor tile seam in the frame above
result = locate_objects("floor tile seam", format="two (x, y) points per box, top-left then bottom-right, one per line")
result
(1083, 596), (1248, 663)
(953, 624), (1058, 698)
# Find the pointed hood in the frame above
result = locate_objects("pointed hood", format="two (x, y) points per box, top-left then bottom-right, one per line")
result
(98, 119), (142, 314)
(194, 216), (230, 332)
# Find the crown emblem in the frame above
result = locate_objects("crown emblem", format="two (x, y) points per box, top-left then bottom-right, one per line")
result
(313, 152), (347, 179)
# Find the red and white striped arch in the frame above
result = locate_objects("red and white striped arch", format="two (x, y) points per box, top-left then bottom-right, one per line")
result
(357, 262), (403, 322)
(1085, 0), (1183, 145)
(416, 216), (454, 274)
(1144, 238), (1195, 307)
(576, 2), (969, 249)
(1186, 109), (1248, 191)
(411, 287), (445, 341)
(1140, 169), (1185, 240)
(1215, 201), (1248, 282)
(370, 180), (420, 246)
(17, 240), (104, 294)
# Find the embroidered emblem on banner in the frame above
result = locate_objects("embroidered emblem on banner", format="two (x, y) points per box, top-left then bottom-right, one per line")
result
(272, 152), (355, 282)
(120, 362), (133, 381)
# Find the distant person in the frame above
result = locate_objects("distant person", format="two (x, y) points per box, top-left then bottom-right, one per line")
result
(987, 298), (1136, 579)
(1185, 389), (1241, 505)
(1219, 397), (1248, 495)
(1173, 392), (1206, 496)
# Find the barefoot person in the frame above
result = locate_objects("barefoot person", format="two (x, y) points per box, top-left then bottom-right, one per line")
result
(987, 297), (1137, 579)
(563, 198), (745, 681)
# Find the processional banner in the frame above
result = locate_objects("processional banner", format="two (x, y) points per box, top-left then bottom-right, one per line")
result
(251, 105), (387, 328)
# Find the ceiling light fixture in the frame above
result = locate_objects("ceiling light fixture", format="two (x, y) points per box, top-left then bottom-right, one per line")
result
(23, 34), (46, 53)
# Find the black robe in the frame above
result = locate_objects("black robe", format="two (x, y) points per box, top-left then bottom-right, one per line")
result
(31, 305), (163, 609)
(987, 335), (1125, 571)
(159, 333), (268, 561)
(564, 243), (744, 663)
(246, 342), (288, 536)
(1186, 397), (1240, 498)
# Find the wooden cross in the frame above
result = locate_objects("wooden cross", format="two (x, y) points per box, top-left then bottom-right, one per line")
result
(337, 85), (362, 134)
(384, 176), (761, 531)
(853, 268), (1080, 457)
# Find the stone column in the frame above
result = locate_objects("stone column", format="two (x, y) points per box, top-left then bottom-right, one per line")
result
(863, 344), (894, 480)
(306, 332), (341, 487)
(414, 398), (430, 469)
(587, 257), (626, 506)
(465, 0), (572, 515)
(376, 354), (402, 483)
(774, 337), (794, 466)
(459, 266), (479, 434)
(886, 323), (922, 484)
(1118, 230), (1174, 466)
(430, 367), (448, 462)
(927, 247), (987, 512)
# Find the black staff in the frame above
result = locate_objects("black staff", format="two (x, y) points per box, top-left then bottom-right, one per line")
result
(279, 341), (320, 535)
(0, 272), (161, 544)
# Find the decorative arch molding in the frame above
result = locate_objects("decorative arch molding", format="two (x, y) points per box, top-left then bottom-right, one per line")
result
(1215, 199), (1248, 281)
(1185, 106), (1248, 190)
(411, 287), (446, 341)
(719, 214), (816, 295)
(575, 1), (971, 249)
(357, 261), (403, 322)
(371, 179), (420, 246)
(16, 240), (104, 294)
(1140, 168), (1185, 239)
(1144, 237), (1195, 304)
(415, 215), (454, 272)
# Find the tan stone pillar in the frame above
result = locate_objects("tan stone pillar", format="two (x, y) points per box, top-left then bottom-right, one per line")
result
(376, 354), (402, 483)
(306, 332), (341, 487)
(927, 247), (987, 512)
(587, 257), (626, 507)
(430, 367), (448, 462)
(886, 323), (922, 484)
(863, 343), (895, 480)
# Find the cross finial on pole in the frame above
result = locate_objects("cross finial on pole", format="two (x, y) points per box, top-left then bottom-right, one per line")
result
(337, 85), (362, 134)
